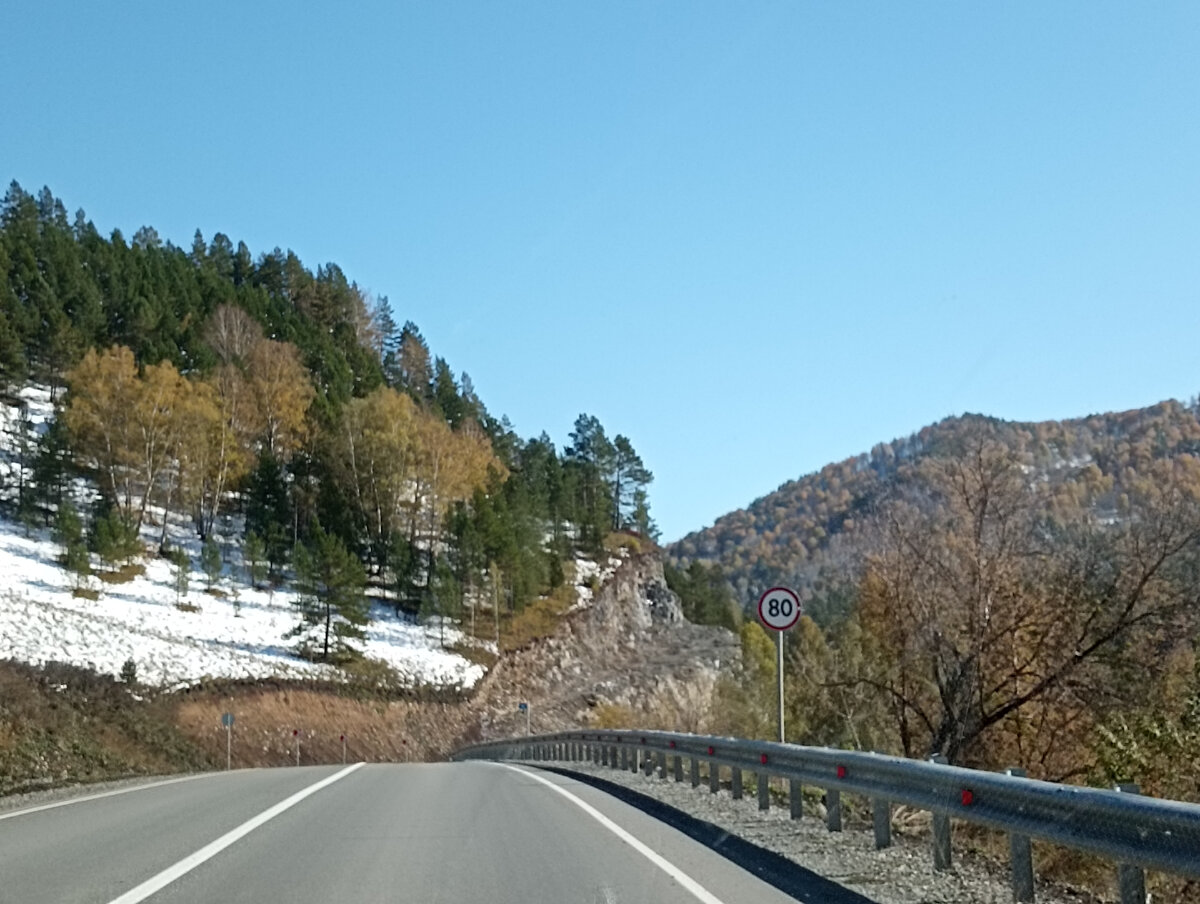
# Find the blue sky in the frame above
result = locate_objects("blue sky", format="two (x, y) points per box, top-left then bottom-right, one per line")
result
(4, 3), (1200, 541)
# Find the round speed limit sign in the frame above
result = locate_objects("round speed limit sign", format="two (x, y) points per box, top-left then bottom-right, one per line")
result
(758, 586), (801, 631)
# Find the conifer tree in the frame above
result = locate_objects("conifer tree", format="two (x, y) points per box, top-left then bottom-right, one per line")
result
(291, 524), (369, 663)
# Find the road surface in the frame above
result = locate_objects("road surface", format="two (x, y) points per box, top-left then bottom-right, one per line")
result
(0, 762), (814, 904)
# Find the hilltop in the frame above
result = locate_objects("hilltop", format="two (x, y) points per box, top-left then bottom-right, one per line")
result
(668, 398), (1200, 621)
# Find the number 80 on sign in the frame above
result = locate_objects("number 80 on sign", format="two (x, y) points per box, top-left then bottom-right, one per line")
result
(758, 586), (801, 631)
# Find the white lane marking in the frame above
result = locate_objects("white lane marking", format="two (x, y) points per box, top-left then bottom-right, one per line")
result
(502, 764), (729, 904)
(105, 763), (365, 904)
(0, 773), (216, 823)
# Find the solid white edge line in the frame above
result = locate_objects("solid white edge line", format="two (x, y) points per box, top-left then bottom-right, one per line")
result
(105, 763), (365, 904)
(500, 763), (729, 904)
(0, 772), (218, 823)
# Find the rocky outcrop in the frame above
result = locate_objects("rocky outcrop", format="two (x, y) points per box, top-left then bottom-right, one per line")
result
(465, 552), (737, 743)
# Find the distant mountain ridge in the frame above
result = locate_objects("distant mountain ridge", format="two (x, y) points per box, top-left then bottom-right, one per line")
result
(667, 398), (1200, 617)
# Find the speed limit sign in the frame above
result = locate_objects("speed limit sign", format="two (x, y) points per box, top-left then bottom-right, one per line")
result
(758, 586), (801, 631)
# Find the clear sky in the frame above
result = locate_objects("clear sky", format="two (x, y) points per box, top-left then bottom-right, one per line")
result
(4, 3), (1199, 541)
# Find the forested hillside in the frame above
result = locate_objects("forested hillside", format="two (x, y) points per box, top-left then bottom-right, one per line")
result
(677, 401), (1200, 817)
(0, 181), (657, 663)
(671, 401), (1200, 615)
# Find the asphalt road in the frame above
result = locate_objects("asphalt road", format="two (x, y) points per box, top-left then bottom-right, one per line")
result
(0, 762), (811, 904)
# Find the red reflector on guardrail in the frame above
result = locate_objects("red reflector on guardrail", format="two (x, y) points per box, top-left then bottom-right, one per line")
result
(837, 765), (846, 779)
(761, 754), (768, 764)
(962, 790), (974, 806)
(707, 746), (715, 756)
(669, 741), (677, 749)
(641, 738), (646, 744)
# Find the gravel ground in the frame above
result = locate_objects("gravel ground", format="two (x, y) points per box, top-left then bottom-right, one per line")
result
(554, 760), (1105, 904)
(0, 773), (203, 816)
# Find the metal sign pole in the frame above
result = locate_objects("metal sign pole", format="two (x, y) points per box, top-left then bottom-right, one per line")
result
(777, 630), (785, 743)
(221, 713), (234, 770)
(758, 586), (800, 746)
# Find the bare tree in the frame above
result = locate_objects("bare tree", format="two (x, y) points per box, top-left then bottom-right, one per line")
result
(857, 431), (1200, 773)
(204, 303), (263, 368)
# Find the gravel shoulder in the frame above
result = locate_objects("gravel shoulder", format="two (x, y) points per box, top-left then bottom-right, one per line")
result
(554, 760), (1104, 904)
(0, 771), (204, 815)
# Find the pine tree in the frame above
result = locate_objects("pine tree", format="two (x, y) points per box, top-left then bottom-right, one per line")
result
(54, 501), (90, 591)
(244, 531), (267, 589)
(290, 524), (369, 663)
(169, 548), (190, 606)
(90, 500), (140, 571)
(200, 537), (222, 590)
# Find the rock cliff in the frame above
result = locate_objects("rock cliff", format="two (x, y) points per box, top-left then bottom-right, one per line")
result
(463, 551), (738, 743)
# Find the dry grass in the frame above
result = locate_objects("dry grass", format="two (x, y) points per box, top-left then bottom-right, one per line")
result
(497, 581), (575, 653)
(96, 563), (146, 585)
(172, 686), (466, 766)
(0, 661), (212, 796)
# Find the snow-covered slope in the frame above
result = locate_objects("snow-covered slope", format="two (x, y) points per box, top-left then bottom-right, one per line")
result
(0, 386), (486, 689)
(0, 518), (486, 688)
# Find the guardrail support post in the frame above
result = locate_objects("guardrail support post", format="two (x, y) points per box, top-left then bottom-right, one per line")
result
(1004, 768), (1035, 903)
(1114, 784), (1146, 904)
(609, 746), (617, 768)
(709, 761), (720, 793)
(930, 755), (952, 871)
(631, 749), (640, 774)
(732, 767), (743, 799)
(872, 798), (892, 849)
(691, 757), (700, 788)
(790, 779), (802, 819)
(826, 788), (842, 832)
(620, 747), (628, 770)
(601, 745), (609, 766)
(657, 751), (667, 779)
(758, 772), (769, 811)
(644, 751), (655, 776)
(673, 754), (683, 782)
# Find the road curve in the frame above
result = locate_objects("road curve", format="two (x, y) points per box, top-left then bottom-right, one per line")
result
(0, 762), (809, 904)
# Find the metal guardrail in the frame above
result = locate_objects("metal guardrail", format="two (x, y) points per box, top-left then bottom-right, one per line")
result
(453, 729), (1200, 904)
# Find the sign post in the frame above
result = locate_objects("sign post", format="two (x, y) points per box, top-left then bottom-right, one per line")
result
(293, 729), (300, 766)
(221, 712), (234, 770)
(518, 701), (530, 736)
(757, 586), (802, 743)
(341, 733), (346, 764)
